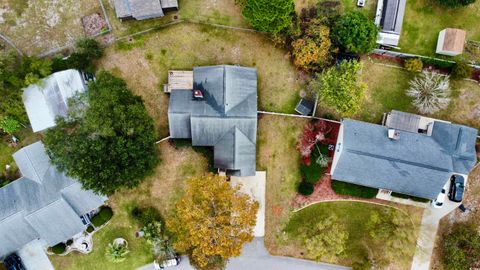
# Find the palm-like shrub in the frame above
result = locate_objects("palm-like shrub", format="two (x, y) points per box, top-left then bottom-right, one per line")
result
(105, 241), (129, 263)
(406, 72), (450, 114)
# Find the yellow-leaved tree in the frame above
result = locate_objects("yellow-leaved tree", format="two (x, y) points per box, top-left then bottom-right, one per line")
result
(167, 173), (259, 270)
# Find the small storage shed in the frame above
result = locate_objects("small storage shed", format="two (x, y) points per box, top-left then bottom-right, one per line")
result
(295, 98), (315, 116)
(436, 28), (466, 56)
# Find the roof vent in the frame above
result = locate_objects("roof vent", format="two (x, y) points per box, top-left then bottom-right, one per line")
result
(193, 89), (204, 99)
(388, 129), (400, 140)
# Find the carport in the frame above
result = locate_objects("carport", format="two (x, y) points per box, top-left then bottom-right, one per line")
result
(17, 240), (54, 270)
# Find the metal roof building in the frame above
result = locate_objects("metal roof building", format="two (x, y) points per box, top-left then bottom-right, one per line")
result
(168, 65), (258, 176)
(22, 69), (87, 133)
(0, 142), (107, 259)
(331, 115), (478, 200)
(374, 0), (407, 47)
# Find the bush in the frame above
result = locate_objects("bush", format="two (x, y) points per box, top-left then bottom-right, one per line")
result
(331, 180), (378, 198)
(422, 58), (455, 70)
(86, 225), (95, 233)
(404, 58), (423, 72)
(91, 206), (113, 227)
(391, 192), (430, 202)
(242, 0), (295, 34)
(300, 144), (329, 184)
(436, 0), (475, 7)
(66, 239), (73, 246)
(130, 206), (162, 226)
(452, 61), (472, 79)
(442, 222), (480, 270)
(51, 243), (66, 254)
(298, 181), (314, 195)
(407, 71), (450, 114)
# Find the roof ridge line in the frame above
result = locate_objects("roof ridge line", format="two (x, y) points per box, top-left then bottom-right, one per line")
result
(346, 149), (452, 173)
(23, 145), (44, 184)
(24, 198), (63, 217)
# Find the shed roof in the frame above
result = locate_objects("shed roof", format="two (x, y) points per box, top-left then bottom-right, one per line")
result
(380, 0), (406, 34)
(0, 142), (106, 258)
(168, 65), (257, 176)
(160, 0), (178, 9)
(332, 119), (478, 199)
(295, 98), (314, 116)
(130, 0), (164, 20)
(441, 28), (466, 53)
(22, 69), (86, 133)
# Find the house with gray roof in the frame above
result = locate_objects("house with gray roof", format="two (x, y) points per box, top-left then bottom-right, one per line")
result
(168, 65), (257, 176)
(113, 0), (178, 21)
(22, 69), (87, 133)
(0, 142), (107, 261)
(374, 0), (406, 47)
(331, 111), (478, 200)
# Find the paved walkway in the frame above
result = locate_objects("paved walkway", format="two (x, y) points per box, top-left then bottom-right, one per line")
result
(410, 199), (460, 270)
(137, 238), (351, 270)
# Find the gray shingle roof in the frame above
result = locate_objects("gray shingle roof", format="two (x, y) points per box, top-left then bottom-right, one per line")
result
(168, 65), (257, 176)
(332, 119), (478, 199)
(0, 142), (106, 258)
(295, 98), (314, 116)
(22, 69), (86, 133)
(380, 0), (406, 34)
(114, 0), (178, 20)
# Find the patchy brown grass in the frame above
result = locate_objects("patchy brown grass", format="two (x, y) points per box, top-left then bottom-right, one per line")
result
(99, 23), (302, 137)
(0, 0), (101, 55)
(50, 141), (209, 270)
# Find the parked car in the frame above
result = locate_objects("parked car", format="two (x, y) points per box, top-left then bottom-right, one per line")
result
(3, 254), (25, 270)
(432, 188), (446, 208)
(153, 257), (180, 269)
(448, 175), (465, 202)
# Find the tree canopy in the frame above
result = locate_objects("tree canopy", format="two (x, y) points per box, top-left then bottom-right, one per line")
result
(292, 20), (332, 70)
(43, 71), (158, 195)
(167, 174), (258, 270)
(311, 60), (366, 116)
(242, 0), (295, 34)
(52, 38), (104, 73)
(442, 222), (480, 270)
(331, 12), (378, 54)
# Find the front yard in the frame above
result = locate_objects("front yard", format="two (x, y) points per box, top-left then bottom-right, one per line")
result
(399, 0), (480, 56)
(99, 23), (303, 137)
(50, 142), (210, 269)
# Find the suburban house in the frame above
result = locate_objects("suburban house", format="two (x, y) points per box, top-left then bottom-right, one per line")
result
(167, 65), (258, 176)
(331, 110), (478, 200)
(22, 69), (87, 133)
(436, 28), (467, 56)
(0, 142), (107, 267)
(374, 0), (406, 47)
(113, 0), (178, 21)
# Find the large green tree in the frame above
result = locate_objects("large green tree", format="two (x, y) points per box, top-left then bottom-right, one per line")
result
(310, 60), (366, 116)
(332, 11), (378, 54)
(242, 0), (295, 34)
(44, 71), (158, 194)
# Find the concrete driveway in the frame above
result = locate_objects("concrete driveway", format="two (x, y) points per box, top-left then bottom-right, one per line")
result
(138, 238), (351, 270)
(410, 198), (460, 270)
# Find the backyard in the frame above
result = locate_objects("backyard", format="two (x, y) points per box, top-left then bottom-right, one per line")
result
(98, 23), (303, 137)
(0, 0), (102, 55)
(50, 141), (210, 270)
(399, 0), (480, 56)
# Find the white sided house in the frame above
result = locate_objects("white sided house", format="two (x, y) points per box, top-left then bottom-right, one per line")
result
(22, 69), (87, 133)
(331, 110), (478, 201)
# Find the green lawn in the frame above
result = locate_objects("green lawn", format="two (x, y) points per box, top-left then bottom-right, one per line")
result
(399, 0), (480, 56)
(0, 128), (41, 179)
(295, 0), (377, 18)
(50, 142), (209, 270)
(283, 201), (422, 268)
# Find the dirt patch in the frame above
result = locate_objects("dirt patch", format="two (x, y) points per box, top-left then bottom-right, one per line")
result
(82, 12), (107, 37)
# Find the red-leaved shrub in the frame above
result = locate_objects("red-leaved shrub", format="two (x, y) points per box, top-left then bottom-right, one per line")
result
(297, 121), (331, 165)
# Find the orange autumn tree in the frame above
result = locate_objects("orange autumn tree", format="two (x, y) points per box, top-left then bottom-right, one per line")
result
(167, 173), (259, 269)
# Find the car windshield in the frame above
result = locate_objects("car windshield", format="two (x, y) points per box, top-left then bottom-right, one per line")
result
(456, 182), (464, 188)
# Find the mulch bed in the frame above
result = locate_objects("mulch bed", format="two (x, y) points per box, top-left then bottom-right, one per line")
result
(82, 12), (107, 37)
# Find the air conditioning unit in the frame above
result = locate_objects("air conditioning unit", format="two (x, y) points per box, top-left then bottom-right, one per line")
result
(388, 129), (400, 140)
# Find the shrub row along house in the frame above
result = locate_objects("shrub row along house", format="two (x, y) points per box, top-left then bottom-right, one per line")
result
(0, 142), (107, 269)
(113, 0), (178, 21)
(331, 110), (478, 200)
(167, 65), (258, 176)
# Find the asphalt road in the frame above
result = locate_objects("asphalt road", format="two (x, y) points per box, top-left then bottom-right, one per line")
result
(138, 237), (351, 270)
